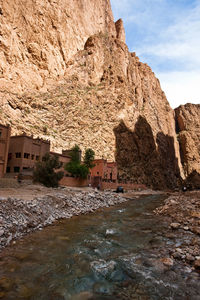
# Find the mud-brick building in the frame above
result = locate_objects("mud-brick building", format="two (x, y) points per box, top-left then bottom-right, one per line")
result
(90, 159), (118, 185)
(50, 150), (71, 168)
(0, 124), (11, 177)
(7, 134), (50, 173)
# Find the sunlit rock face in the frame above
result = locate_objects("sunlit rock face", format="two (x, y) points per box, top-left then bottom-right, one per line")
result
(0, 0), (184, 188)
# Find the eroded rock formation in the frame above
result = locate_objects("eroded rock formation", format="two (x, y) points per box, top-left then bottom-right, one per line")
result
(175, 104), (200, 176)
(0, 0), (185, 188)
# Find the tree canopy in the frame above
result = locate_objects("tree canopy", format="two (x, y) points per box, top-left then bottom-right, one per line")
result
(33, 153), (64, 187)
(65, 145), (95, 179)
(84, 148), (95, 169)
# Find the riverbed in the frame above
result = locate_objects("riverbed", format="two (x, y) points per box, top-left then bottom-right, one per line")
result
(0, 194), (199, 299)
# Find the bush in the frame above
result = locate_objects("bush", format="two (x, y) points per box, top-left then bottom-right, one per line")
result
(33, 153), (64, 187)
(65, 145), (95, 179)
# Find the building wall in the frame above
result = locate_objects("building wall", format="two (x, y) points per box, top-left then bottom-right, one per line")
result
(90, 159), (108, 178)
(90, 159), (118, 181)
(7, 135), (50, 173)
(105, 162), (118, 181)
(101, 181), (146, 191)
(50, 151), (71, 173)
(59, 176), (88, 187)
(0, 124), (11, 178)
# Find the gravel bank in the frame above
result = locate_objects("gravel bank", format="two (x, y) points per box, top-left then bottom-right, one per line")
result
(0, 189), (128, 251)
(154, 191), (200, 272)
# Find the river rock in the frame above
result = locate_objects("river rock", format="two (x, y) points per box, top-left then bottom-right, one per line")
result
(0, 190), (127, 250)
(194, 259), (200, 270)
(186, 254), (195, 262)
(160, 257), (174, 267)
(90, 259), (116, 278)
(170, 223), (181, 229)
(191, 227), (200, 235)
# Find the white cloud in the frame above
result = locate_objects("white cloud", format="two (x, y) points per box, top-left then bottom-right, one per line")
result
(110, 0), (200, 108)
(137, 1), (200, 70)
(158, 71), (200, 108)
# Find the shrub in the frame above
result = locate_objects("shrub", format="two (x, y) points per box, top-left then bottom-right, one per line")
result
(33, 153), (64, 187)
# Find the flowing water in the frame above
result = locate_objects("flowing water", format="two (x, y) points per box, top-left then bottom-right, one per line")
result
(0, 194), (199, 299)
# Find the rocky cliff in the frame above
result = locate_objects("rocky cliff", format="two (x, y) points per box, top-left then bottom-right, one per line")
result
(175, 104), (200, 176)
(0, 0), (184, 188)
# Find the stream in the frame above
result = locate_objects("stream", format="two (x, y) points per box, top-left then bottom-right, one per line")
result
(0, 194), (199, 299)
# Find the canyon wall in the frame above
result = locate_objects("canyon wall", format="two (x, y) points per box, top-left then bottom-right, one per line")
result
(0, 0), (115, 93)
(175, 104), (200, 176)
(0, 0), (186, 188)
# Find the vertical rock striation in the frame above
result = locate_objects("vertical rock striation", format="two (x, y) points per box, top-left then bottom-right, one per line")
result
(175, 104), (200, 176)
(0, 0), (187, 189)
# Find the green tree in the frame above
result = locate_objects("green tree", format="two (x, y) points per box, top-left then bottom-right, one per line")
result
(69, 144), (81, 163)
(65, 146), (95, 179)
(33, 153), (64, 187)
(84, 148), (95, 169)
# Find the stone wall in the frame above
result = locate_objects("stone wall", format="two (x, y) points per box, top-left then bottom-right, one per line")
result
(101, 181), (146, 191)
(59, 176), (88, 187)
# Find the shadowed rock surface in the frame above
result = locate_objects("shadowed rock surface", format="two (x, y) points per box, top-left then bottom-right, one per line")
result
(114, 117), (180, 189)
(175, 103), (200, 177)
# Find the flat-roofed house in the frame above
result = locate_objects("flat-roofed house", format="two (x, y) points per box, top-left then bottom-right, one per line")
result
(90, 159), (118, 181)
(7, 134), (50, 173)
(0, 124), (11, 177)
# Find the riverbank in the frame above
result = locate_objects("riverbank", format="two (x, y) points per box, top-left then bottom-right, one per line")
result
(0, 184), (134, 251)
(154, 190), (200, 272)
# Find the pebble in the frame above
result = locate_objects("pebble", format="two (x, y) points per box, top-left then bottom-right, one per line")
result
(170, 223), (181, 229)
(160, 257), (174, 267)
(155, 191), (200, 269)
(0, 190), (127, 250)
(0, 230), (4, 237)
(194, 259), (200, 269)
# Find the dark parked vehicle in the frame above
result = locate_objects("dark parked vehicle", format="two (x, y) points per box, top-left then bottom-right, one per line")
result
(116, 186), (124, 193)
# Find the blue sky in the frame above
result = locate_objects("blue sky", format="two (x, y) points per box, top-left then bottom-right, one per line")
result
(110, 0), (200, 108)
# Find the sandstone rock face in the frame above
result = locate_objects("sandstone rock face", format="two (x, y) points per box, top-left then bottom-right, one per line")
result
(175, 104), (200, 176)
(0, 0), (184, 189)
(0, 0), (116, 93)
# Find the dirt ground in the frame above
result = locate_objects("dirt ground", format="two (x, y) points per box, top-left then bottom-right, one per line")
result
(0, 179), (159, 201)
(0, 183), (94, 201)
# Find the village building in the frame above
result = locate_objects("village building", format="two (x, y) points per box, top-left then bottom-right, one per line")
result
(89, 159), (118, 187)
(7, 134), (50, 173)
(50, 150), (71, 170)
(0, 124), (11, 178)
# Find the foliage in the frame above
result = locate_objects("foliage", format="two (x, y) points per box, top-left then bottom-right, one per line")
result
(84, 148), (95, 169)
(69, 144), (81, 163)
(65, 146), (95, 179)
(33, 153), (64, 187)
(65, 162), (89, 179)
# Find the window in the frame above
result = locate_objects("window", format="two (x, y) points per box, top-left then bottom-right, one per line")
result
(0, 131), (2, 137)
(15, 152), (21, 158)
(36, 155), (39, 161)
(8, 153), (12, 160)
(31, 154), (35, 160)
(6, 167), (10, 173)
(24, 153), (30, 159)
(14, 166), (20, 173)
